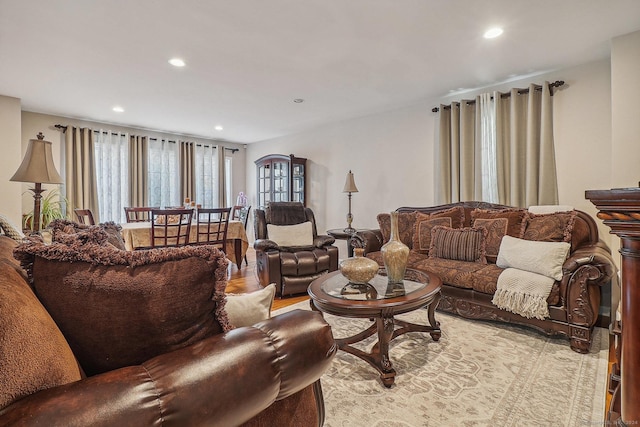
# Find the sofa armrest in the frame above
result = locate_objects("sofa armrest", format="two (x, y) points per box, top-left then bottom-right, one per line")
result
(254, 238), (281, 252)
(562, 244), (616, 283)
(0, 310), (336, 427)
(560, 244), (616, 335)
(351, 229), (384, 254)
(314, 234), (336, 248)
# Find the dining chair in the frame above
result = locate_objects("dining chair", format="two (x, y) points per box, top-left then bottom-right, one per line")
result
(74, 208), (96, 225)
(124, 207), (158, 223)
(193, 207), (231, 251)
(231, 205), (251, 265)
(148, 208), (193, 248)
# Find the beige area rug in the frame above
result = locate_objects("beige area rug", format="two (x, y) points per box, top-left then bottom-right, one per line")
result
(273, 301), (608, 427)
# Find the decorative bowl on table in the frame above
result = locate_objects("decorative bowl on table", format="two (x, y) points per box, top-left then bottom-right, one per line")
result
(339, 248), (379, 284)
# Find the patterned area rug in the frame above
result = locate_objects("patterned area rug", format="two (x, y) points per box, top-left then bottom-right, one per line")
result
(274, 301), (608, 427)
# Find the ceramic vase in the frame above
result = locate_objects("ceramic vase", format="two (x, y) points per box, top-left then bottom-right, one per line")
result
(381, 211), (410, 284)
(339, 248), (379, 284)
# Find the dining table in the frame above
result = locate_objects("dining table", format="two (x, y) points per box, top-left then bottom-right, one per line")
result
(120, 220), (249, 268)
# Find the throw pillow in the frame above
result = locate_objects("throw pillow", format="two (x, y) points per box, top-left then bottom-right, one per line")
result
(49, 219), (127, 251)
(0, 259), (82, 410)
(496, 235), (571, 281)
(225, 284), (276, 328)
(412, 215), (452, 254)
(429, 226), (487, 264)
(14, 239), (231, 376)
(411, 207), (466, 254)
(267, 221), (313, 247)
(521, 211), (577, 243)
(471, 209), (527, 263)
(377, 211), (418, 248)
(0, 213), (25, 242)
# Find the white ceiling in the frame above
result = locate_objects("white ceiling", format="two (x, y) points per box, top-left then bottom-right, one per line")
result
(1, 1), (639, 143)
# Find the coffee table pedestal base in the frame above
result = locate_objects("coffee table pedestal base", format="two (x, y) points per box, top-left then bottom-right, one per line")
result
(336, 298), (441, 388)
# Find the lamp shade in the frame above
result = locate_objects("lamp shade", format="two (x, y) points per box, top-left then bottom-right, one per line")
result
(10, 133), (63, 184)
(343, 170), (359, 193)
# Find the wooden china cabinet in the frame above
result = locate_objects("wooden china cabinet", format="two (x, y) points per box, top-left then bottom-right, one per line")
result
(585, 187), (640, 426)
(255, 154), (307, 210)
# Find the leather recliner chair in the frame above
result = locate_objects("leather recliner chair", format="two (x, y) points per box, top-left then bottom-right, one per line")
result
(254, 202), (339, 297)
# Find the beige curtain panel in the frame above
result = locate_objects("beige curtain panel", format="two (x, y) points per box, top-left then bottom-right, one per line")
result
(435, 81), (558, 208)
(179, 141), (196, 203)
(217, 146), (226, 208)
(129, 135), (148, 207)
(64, 127), (100, 221)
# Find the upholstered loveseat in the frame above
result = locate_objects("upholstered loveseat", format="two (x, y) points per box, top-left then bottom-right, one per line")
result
(352, 201), (616, 353)
(0, 226), (336, 426)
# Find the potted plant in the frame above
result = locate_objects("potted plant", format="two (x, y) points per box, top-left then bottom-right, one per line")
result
(22, 188), (69, 231)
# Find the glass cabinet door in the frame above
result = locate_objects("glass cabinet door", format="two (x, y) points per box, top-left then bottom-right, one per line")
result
(255, 154), (307, 210)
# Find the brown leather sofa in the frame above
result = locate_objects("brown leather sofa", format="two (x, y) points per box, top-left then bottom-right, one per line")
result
(352, 201), (616, 353)
(254, 202), (339, 297)
(0, 234), (336, 426)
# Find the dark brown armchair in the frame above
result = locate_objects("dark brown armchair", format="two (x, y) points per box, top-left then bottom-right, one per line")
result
(254, 202), (339, 297)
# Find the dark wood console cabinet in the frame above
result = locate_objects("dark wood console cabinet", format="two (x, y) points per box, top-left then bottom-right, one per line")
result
(255, 154), (306, 210)
(586, 188), (640, 426)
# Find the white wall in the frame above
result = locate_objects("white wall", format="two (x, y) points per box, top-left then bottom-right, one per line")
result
(0, 95), (23, 226)
(246, 59), (615, 257)
(611, 30), (640, 187)
(246, 101), (437, 255)
(20, 111), (247, 214)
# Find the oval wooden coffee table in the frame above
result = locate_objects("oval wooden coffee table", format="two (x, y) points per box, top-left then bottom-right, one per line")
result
(308, 268), (442, 387)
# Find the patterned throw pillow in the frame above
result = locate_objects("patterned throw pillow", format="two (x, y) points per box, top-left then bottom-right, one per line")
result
(429, 226), (487, 264)
(412, 215), (452, 254)
(470, 209), (527, 263)
(411, 206), (466, 254)
(522, 211), (577, 243)
(377, 211), (417, 248)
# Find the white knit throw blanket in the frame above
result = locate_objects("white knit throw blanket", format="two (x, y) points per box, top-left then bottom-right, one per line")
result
(492, 268), (555, 320)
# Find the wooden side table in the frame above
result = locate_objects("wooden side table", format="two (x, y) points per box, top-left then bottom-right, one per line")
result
(586, 187), (640, 426)
(327, 228), (364, 258)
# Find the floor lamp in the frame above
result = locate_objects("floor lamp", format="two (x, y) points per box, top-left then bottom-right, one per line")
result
(10, 132), (63, 233)
(343, 170), (359, 233)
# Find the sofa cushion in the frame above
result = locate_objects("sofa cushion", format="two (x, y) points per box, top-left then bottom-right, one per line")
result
(267, 221), (314, 247)
(429, 226), (487, 264)
(470, 209), (527, 263)
(377, 211), (417, 248)
(14, 237), (231, 376)
(225, 283), (276, 328)
(496, 235), (571, 281)
(522, 211), (577, 243)
(411, 207), (465, 254)
(0, 251), (82, 410)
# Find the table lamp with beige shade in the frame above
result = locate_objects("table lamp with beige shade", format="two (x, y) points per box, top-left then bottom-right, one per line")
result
(10, 132), (63, 233)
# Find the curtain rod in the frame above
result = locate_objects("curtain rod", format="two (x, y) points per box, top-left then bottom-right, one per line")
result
(54, 124), (239, 153)
(431, 80), (565, 113)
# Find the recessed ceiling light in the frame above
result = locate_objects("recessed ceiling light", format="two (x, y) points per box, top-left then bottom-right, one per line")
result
(483, 27), (503, 39)
(293, 99), (304, 103)
(112, 106), (124, 113)
(214, 125), (223, 131)
(168, 58), (186, 67)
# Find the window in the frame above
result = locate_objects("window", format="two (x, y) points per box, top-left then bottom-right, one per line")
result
(94, 130), (129, 223)
(148, 139), (180, 208)
(194, 144), (218, 208)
